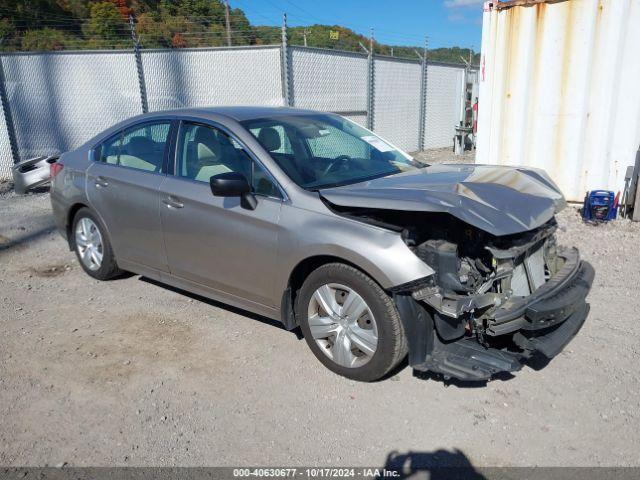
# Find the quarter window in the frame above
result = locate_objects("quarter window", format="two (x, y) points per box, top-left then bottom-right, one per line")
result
(176, 122), (281, 198)
(98, 132), (122, 165)
(96, 121), (171, 173)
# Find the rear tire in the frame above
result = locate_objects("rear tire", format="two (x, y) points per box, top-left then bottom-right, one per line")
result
(296, 263), (407, 382)
(71, 207), (122, 280)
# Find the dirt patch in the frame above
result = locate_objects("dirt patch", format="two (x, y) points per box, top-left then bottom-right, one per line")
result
(29, 263), (72, 278)
(49, 312), (227, 388)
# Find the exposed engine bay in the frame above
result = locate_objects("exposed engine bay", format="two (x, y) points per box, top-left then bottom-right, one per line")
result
(326, 203), (593, 381)
(329, 205), (559, 316)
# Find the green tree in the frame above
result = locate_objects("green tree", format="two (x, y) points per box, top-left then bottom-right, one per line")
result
(136, 12), (172, 48)
(83, 2), (126, 45)
(229, 7), (253, 45)
(21, 28), (70, 51)
(175, 0), (225, 25)
(0, 18), (15, 42)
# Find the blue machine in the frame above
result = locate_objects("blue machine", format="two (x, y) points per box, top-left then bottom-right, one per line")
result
(582, 190), (618, 222)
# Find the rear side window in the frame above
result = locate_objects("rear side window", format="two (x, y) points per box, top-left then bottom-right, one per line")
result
(95, 121), (171, 173)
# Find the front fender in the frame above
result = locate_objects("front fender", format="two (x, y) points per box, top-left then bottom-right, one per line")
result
(276, 203), (435, 295)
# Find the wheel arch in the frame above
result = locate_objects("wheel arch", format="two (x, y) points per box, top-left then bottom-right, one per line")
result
(66, 202), (90, 249)
(280, 254), (386, 330)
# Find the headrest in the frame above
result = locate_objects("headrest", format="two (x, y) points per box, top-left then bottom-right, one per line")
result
(127, 136), (154, 156)
(193, 127), (221, 157)
(258, 127), (281, 152)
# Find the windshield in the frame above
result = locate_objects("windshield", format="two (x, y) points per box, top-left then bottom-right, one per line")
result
(241, 113), (424, 190)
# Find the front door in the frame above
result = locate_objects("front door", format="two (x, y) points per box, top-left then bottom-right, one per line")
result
(159, 121), (283, 307)
(87, 121), (172, 273)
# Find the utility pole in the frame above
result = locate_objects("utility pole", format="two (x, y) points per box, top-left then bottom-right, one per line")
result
(303, 28), (308, 47)
(224, 0), (232, 47)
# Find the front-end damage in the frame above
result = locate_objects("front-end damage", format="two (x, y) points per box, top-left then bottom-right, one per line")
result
(331, 205), (594, 381)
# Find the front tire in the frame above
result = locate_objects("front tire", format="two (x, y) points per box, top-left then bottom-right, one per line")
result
(296, 263), (407, 382)
(71, 207), (122, 280)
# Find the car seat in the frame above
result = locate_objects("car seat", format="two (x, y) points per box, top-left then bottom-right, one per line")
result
(120, 136), (158, 171)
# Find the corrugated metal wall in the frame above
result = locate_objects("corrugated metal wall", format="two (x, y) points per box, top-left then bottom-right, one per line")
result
(0, 51), (141, 162)
(143, 46), (283, 111)
(477, 0), (640, 202)
(0, 46), (473, 180)
(374, 57), (422, 152)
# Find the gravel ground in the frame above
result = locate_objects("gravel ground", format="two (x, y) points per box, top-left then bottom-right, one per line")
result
(412, 147), (476, 165)
(1, 151), (639, 468)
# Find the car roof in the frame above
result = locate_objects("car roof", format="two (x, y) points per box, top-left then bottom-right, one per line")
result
(140, 106), (326, 122)
(80, 106), (335, 150)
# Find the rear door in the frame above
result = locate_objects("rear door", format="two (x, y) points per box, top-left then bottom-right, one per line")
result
(158, 121), (283, 307)
(87, 120), (173, 273)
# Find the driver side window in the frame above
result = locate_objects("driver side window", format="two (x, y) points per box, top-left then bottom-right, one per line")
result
(176, 122), (281, 198)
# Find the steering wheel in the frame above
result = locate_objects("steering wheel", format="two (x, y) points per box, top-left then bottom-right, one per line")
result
(323, 155), (352, 176)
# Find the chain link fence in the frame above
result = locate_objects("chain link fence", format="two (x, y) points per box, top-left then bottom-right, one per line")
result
(142, 46), (284, 111)
(0, 96), (12, 179)
(374, 56), (422, 152)
(424, 64), (467, 150)
(0, 50), (141, 169)
(0, 44), (476, 180)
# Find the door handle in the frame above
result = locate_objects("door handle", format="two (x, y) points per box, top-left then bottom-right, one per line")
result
(163, 196), (184, 209)
(95, 176), (109, 188)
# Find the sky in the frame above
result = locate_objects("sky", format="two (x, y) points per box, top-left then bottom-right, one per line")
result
(234, 0), (485, 51)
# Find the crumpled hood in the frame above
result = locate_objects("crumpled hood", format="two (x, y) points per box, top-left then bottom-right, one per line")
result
(319, 164), (566, 236)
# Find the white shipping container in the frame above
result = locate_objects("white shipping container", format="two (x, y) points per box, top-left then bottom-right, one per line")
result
(476, 0), (640, 201)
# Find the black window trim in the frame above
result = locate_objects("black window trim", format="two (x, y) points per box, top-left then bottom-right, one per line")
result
(171, 119), (287, 201)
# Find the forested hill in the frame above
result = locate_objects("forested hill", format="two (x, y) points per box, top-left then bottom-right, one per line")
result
(0, 0), (479, 64)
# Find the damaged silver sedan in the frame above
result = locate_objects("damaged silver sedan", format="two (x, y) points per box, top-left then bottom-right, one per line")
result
(50, 107), (594, 382)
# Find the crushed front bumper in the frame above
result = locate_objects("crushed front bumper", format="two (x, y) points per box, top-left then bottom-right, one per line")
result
(487, 248), (594, 336)
(395, 249), (594, 381)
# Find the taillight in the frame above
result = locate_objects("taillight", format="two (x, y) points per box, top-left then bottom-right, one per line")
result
(50, 162), (64, 179)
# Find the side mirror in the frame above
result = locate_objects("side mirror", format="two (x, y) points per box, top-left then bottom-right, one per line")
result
(210, 172), (250, 197)
(209, 172), (257, 210)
